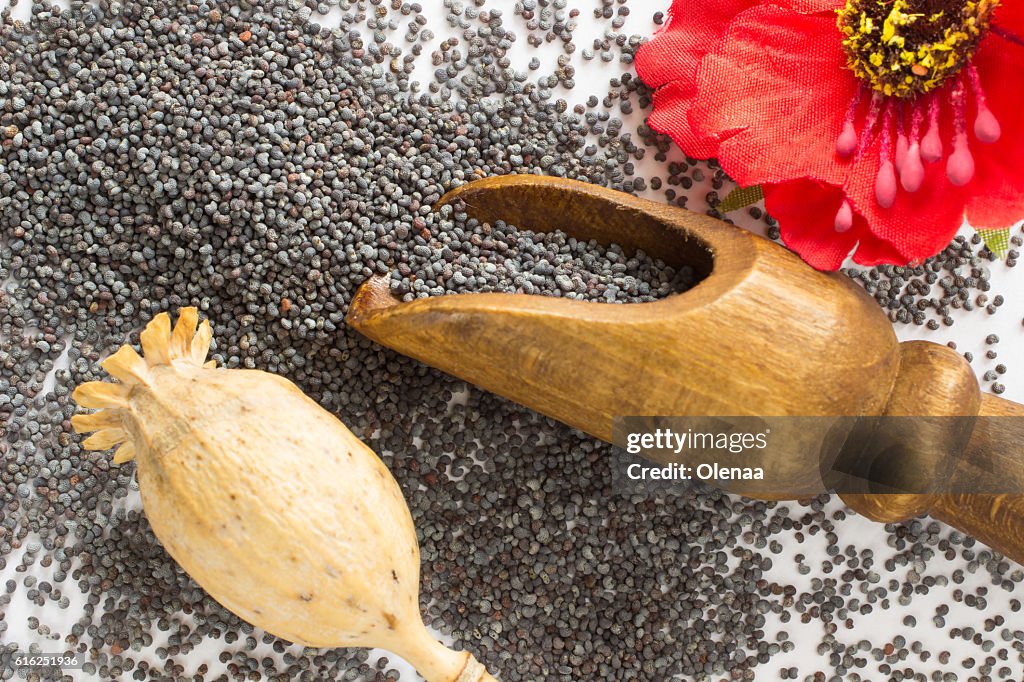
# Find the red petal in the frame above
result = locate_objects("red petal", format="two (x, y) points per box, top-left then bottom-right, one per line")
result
(764, 181), (940, 269)
(635, 0), (755, 89)
(763, 181), (859, 270)
(849, 230), (920, 268)
(647, 81), (720, 160)
(967, 173), (1024, 231)
(687, 6), (856, 188)
(992, 0), (1024, 31)
(962, 16), (1024, 229)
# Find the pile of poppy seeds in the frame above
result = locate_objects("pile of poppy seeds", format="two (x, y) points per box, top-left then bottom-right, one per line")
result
(1, 1), (1022, 681)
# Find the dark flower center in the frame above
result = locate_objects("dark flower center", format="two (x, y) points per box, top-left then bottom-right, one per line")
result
(838, 0), (999, 98)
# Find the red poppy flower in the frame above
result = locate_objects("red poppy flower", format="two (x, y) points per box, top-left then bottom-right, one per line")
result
(636, 0), (1024, 270)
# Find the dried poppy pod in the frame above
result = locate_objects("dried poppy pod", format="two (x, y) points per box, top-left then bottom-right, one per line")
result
(72, 308), (497, 682)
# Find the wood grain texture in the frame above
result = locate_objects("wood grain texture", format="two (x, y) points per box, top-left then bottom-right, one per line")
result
(933, 494), (1024, 565)
(840, 341), (980, 523)
(350, 175), (901, 432)
(348, 175), (1024, 564)
(932, 395), (1024, 563)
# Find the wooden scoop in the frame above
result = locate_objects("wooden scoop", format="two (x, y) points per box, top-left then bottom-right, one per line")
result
(347, 175), (1024, 565)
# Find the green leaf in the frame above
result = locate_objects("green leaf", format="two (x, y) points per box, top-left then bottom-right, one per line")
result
(977, 228), (1011, 258)
(718, 185), (764, 213)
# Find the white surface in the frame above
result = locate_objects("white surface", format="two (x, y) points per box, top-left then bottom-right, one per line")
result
(2, 1), (1022, 681)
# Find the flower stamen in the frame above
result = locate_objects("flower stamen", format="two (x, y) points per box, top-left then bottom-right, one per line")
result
(901, 104), (925, 192)
(921, 93), (943, 162)
(875, 103), (898, 208)
(854, 91), (885, 161)
(835, 200), (855, 233)
(836, 86), (865, 158)
(837, 0), (1000, 98)
(946, 77), (975, 186)
(894, 102), (909, 174)
(966, 63), (1000, 143)
(833, 59), (1000, 211)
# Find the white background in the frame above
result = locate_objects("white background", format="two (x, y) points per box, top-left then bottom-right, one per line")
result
(2, 1), (1022, 680)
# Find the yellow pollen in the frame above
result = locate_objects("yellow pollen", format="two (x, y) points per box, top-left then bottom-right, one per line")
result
(837, 0), (999, 98)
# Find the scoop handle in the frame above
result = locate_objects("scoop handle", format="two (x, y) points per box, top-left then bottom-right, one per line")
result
(839, 344), (1024, 565)
(933, 394), (1024, 563)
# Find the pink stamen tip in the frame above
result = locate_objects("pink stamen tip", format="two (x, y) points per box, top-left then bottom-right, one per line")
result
(921, 128), (942, 163)
(836, 87), (865, 159)
(967, 63), (1000, 144)
(834, 200), (854, 233)
(946, 134), (975, 186)
(921, 96), (942, 163)
(895, 132), (909, 174)
(901, 142), (924, 193)
(946, 79), (974, 186)
(876, 159), (897, 208)
(836, 121), (858, 158)
(872, 102), (896, 208)
(975, 107), (1000, 144)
